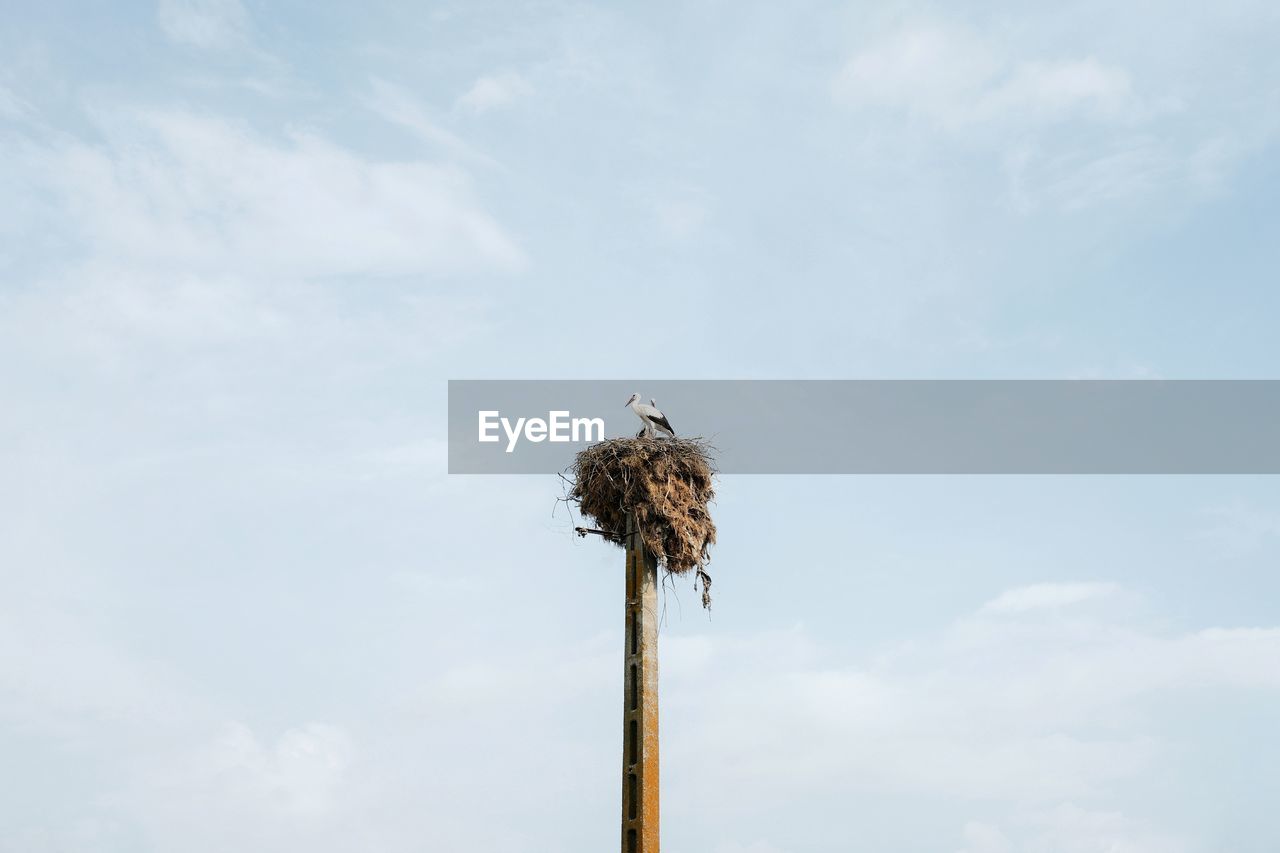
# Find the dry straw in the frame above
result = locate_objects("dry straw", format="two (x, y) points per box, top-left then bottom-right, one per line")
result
(568, 437), (717, 608)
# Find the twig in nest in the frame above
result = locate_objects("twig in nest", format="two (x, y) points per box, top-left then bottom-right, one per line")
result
(574, 526), (628, 544)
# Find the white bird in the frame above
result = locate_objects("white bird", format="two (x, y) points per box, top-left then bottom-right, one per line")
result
(625, 393), (676, 438)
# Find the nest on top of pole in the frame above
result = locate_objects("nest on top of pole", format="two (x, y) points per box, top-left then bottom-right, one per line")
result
(568, 436), (717, 608)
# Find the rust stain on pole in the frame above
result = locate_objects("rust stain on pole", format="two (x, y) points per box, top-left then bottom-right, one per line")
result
(622, 512), (660, 852)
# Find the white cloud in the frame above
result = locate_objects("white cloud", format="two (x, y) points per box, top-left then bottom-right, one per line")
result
(979, 582), (1121, 613)
(0, 84), (32, 121)
(0, 596), (207, 736)
(157, 0), (250, 49)
(661, 585), (1280, 813)
(456, 72), (534, 114)
(833, 22), (1137, 129)
(827, 18), (1219, 213)
(101, 722), (360, 853)
(993, 58), (1134, 121)
(958, 821), (1014, 853)
(960, 804), (1194, 853)
(200, 722), (354, 816)
(1004, 137), (1183, 212)
(834, 23), (999, 124)
(1197, 502), (1280, 555)
(368, 78), (500, 168)
(0, 106), (521, 374)
(24, 109), (523, 279)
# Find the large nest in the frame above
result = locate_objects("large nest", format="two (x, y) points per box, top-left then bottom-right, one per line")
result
(568, 437), (717, 608)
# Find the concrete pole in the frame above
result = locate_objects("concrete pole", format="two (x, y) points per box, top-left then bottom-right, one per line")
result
(622, 512), (660, 853)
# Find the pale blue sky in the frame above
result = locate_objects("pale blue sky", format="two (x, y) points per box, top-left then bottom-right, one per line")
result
(2, 2), (1279, 852)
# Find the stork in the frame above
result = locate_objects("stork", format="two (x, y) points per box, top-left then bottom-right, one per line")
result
(625, 393), (675, 438)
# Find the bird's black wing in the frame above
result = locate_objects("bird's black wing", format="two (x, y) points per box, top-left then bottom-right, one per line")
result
(647, 413), (675, 435)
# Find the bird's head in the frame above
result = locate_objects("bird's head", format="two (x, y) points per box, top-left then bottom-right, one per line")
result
(624, 393), (640, 407)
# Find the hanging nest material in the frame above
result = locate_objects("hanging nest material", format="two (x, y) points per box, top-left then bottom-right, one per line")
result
(568, 437), (717, 608)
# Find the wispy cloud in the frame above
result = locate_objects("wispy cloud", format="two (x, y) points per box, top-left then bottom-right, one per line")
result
(654, 587), (1275, 847)
(23, 108), (523, 278)
(456, 71), (534, 114)
(1197, 502), (1280, 556)
(828, 18), (1229, 213)
(833, 23), (1139, 130)
(959, 804), (1193, 853)
(0, 84), (33, 121)
(187, 722), (355, 816)
(368, 78), (500, 169)
(157, 0), (251, 49)
(979, 582), (1121, 614)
